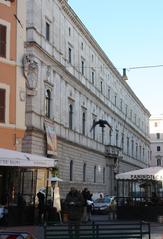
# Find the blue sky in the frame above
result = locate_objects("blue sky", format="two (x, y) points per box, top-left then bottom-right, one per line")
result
(68, 0), (163, 115)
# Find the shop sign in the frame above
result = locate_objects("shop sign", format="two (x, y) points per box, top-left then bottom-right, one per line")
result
(0, 157), (54, 168)
(131, 174), (163, 180)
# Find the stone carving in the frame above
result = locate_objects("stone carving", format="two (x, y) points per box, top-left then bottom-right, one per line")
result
(23, 54), (39, 90)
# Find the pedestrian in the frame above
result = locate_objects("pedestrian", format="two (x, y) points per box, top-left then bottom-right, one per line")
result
(82, 188), (92, 222)
(65, 187), (84, 238)
(37, 187), (46, 224)
(17, 192), (26, 225)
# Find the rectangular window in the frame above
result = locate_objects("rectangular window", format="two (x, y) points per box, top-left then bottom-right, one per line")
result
(100, 81), (103, 93)
(125, 104), (128, 116)
(157, 146), (161, 151)
(120, 99), (122, 111)
(0, 24), (6, 58)
(114, 94), (117, 106)
(46, 22), (50, 41)
(127, 137), (129, 155)
(156, 133), (160, 139)
(81, 60), (84, 75)
(68, 47), (72, 64)
(91, 71), (95, 84)
(0, 89), (5, 123)
(108, 87), (111, 100)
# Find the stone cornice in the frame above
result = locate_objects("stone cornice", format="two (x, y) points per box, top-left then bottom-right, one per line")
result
(58, 0), (150, 116)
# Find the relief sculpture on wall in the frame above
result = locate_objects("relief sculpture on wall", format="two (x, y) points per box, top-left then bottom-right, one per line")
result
(22, 54), (39, 91)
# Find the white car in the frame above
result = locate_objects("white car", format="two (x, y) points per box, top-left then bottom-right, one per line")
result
(92, 195), (117, 214)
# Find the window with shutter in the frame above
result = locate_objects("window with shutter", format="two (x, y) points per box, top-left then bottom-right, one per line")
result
(0, 89), (5, 123)
(0, 24), (7, 58)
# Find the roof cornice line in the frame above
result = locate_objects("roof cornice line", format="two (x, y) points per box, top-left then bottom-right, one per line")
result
(58, 0), (150, 116)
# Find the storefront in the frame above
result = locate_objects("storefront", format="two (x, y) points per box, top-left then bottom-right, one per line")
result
(0, 148), (55, 225)
(115, 167), (163, 221)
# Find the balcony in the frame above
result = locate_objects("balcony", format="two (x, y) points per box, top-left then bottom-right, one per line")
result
(105, 144), (121, 158)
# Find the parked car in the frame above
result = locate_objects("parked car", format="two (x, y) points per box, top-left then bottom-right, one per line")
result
(92, 195), (117, 214)
(0, 231), (35, 239)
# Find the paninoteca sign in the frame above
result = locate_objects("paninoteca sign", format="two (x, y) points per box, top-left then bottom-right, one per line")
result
(116, 167), (163, 181)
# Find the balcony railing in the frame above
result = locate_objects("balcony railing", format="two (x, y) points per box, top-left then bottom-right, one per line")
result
(105, 144), (121, 158)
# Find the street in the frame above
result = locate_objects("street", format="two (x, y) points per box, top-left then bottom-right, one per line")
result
(1, 214), (163, 239)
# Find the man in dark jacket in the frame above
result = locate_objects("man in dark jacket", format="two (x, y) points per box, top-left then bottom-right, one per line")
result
(37, 188), (45, 224)
(82, 188), (92, 222)
(65, 187), (84, 238)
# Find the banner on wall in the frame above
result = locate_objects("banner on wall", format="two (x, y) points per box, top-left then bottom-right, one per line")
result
(45, 122), (58, 157)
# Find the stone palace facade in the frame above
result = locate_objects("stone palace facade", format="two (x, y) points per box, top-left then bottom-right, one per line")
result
(23, 0), (151, 198)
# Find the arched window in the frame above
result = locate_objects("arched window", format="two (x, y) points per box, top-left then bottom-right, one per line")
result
(69, 104), (73, 130)
(45, 89), (51, 118)
(82, 112), (86, 135)
(83, 163), (86, 182)
(70, 160), (73, 181)
(94, 166), (96, 183)
(157, 158), (161, 166)
(103, 167), (105, 184)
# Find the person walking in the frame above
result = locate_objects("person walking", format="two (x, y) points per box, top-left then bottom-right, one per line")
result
(65, 187), (84, 238)
(37, 187), (45, 224)
(82, 188), (92, 222)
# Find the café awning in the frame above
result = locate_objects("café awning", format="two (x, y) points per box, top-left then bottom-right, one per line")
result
(0, 148), (56, 168)
(116, 167), (163, 181)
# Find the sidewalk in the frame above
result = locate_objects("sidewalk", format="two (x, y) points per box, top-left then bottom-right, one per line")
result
(0, 215), (163, 239)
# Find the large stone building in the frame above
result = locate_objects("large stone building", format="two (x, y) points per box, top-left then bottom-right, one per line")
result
(24, 0), (151, 198)
(150, 115), (163, 166)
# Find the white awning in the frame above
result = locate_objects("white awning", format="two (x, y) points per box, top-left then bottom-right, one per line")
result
(116, 167), (163, 181)
(0, 148), (56, 168)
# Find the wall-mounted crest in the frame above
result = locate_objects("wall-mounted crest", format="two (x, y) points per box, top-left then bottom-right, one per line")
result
(23, 54), (39, 90)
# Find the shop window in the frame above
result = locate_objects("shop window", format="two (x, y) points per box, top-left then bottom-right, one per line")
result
(0, 89), (5, 123)
(70, 160), (73, 181)
(0, 24), (6, 58)
(83, 163), (86, 182)
(45, 89), (51, 118)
